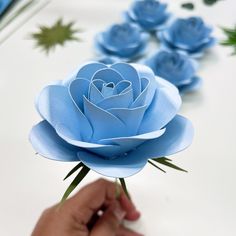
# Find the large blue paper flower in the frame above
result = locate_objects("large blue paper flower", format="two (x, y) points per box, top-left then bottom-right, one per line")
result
(30, 62), (193, 178)
(125, 0), (170, 32)
(158, 17), (216, 58)
(145, 50), (201, 93)
(95, 23), (149, 61)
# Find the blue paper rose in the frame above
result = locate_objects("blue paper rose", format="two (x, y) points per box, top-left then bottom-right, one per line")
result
(125, 0), (170, 31)
(158, 17), (216, 57)
(95, 23), (149, 61)
(30, 62), (193, 178)
(145, 51), (202, 93)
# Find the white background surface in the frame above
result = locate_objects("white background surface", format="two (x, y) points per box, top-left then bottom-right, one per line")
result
(0, 0), (236, 235)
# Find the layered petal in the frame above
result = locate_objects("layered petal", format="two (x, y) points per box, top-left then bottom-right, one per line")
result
(139, 78), (181, 134)
(36, 85), (93, 141)
(78, 149), (148, 178)
(125, 115), (194, 160)
(29, 121), (79, 162)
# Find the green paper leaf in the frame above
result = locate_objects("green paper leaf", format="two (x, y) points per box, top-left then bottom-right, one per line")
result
(119, 178), (130, 199)
(221, 26), (236, 55)
(148, 160), (166, 173)
(63, 162), (84, 180)
(61, 164), (90, 204)
(181, 3), (195, 10)
(152, 157), (188, 173)
(203, 0), (219, 6)
(31, 18), (82, 54)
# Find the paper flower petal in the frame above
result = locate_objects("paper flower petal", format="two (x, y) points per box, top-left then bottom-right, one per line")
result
(78, 150), (147, 178)
(55, 123), (124, 158)
(92, 68), (124, 84)
(127, 115), (193, 159)
(108, 105), (147, 136)
(139, 79), (181, 133)
(111, 63), (141, 99)
(36, 85), (93, 141)
(69, 78), (90, 111)
(29, 121), (79, 162)
(76, 62), (107, 80)
(96, 89), (133, 110)
(179, 76), (202, 94)
(83, 96), (127, 140)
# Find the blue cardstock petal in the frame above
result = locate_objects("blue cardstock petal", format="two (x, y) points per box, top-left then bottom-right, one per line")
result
(126, 115), (193, 160)
(139, 79), (181, 134)
(92, 68), (124, 84)
(89, 79), (105, 104)
(78, 150), (148, 178)
(96, 89), (133, 110)
(29, 121), (79, 162)
(111, 63), (141, 99)
(76, 62), (107, 80)
(69, 78), (90, 112)
(108, 105), (147, 136)
(36, 85), (93, 141)
(83, 96), (127, 141)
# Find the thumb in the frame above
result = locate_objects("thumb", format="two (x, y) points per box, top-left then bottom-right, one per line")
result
(90, 201), (126, 236)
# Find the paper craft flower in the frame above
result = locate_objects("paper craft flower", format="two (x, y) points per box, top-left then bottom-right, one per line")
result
(158, 17), (216, 57)
(30, 62), (193, 179)
(125, 0), (170, 31)
(145, 50), (202, 93)
(95, 23), (149, 61)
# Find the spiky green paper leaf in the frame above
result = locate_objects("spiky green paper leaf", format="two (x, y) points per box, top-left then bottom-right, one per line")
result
(181, 2), (195, 10)
(61, 164), (90, 204)
(63, 162), (84, 181)
(148, 160), (166, 173)
(31, 18), (82, 53)
(152, 157), (188, 172)
(203, 0), (220, 5)
(221, 26), (236, 55)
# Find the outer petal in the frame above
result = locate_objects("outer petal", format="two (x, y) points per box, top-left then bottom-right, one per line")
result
(36, 85), (93, 141)
(125, 115), (194, 160)
(139, 78), (181, 133)
(55, 123), (123, 159)
(78, 150), (148, 178)
(29, 121), (79, 162)
(179, 76), (202, 94)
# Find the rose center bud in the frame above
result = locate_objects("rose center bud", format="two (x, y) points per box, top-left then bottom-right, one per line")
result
(101, 82), (115, 98)
(113, 26), (130, 42)
(142, 1), (159, 15)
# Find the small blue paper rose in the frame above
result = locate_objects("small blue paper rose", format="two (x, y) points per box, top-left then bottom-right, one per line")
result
(95, 23), (149, 61)
(125, 0), (170, 32)
(30, 62), (193, 178)
(158, 17), (216, 58)
(145, 50), (202, 93)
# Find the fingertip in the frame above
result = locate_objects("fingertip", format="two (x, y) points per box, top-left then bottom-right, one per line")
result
(125, 210), (141, 221)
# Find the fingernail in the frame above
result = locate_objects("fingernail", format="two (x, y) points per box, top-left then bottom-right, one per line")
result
(113, 202), (126, 221)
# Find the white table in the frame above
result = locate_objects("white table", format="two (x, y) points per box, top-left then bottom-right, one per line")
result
(0, 0), (236, 235)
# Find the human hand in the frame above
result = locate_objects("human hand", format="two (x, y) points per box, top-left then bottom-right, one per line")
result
(32, 178), (143, 236)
